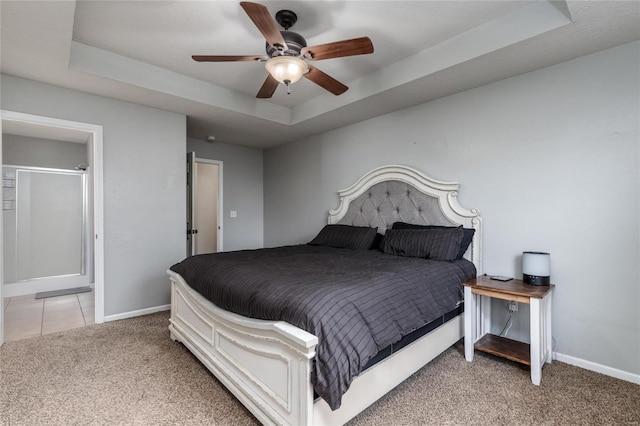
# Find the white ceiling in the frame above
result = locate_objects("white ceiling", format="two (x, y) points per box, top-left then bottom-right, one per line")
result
(1, 1), (639, 148)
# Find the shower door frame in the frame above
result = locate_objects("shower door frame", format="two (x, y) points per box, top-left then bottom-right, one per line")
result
(3, 165), (89, 290)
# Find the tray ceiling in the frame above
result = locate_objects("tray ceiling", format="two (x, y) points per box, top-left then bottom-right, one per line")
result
(1, 1), (639, 148)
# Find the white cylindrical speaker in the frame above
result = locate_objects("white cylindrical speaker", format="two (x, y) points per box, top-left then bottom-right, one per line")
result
(522, 251), (550, 286)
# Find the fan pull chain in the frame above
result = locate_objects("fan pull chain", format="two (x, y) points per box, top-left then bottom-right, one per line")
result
(285, 80), (291, 94)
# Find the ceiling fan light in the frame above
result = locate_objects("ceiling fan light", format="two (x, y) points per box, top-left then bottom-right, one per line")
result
(265, 56), (309, 85)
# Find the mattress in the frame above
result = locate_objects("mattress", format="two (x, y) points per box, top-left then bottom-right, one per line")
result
(170, 244), (476, 409)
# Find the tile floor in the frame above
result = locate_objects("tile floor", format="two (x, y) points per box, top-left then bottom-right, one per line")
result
(3, 290), (94, 342)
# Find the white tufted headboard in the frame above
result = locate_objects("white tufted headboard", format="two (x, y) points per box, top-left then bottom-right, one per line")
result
(328, 165), (482, 273)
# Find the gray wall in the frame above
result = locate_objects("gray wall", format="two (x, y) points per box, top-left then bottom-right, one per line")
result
(1, 74), (186, 316)
(2, 134), (87, 170)
(264, 42), (640, 376)
(187, 138), (263, 251)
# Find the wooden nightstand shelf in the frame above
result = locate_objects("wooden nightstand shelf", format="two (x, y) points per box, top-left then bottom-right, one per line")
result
(463, 276), (554, 385)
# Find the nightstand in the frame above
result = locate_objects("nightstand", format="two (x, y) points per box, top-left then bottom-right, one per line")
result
(463, 276), (554, 385)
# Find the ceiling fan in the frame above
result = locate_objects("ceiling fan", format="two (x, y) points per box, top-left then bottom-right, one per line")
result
(192, 1), (374, 99)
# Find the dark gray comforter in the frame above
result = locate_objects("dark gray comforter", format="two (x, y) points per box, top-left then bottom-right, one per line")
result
(170, 245), (476, 410)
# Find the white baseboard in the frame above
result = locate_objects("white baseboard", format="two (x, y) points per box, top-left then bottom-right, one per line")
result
(553, 351), (640, 385)
(103, 304), (170, 322)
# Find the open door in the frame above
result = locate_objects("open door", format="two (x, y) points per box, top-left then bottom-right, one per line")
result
(187, 153), (222, 256)
(186, 152), (196, 256)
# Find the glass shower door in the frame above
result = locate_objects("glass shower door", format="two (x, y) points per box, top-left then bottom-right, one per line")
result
(14, 168), (86, 281)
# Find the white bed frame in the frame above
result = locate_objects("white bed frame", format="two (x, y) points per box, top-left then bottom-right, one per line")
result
(168, 165), (482, 425)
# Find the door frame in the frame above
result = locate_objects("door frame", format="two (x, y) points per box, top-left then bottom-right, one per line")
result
(193, 157), (223, 254)
(0, 110), (105, 345)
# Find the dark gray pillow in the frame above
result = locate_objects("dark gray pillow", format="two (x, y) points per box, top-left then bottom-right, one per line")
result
(392, 222), (475, 260)
(308, 225), (378, 250)
(382, 227), (464, 261)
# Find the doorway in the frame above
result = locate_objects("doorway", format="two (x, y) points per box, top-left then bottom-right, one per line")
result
(0, 110), (104, 346)
(187, 153), (223, 256)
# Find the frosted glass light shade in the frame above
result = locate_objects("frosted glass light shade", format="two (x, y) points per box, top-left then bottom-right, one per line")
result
(265, 56), (309, 85)
(522, 251), (550, 286)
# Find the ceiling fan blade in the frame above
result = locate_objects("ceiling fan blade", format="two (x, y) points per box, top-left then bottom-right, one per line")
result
(240, 2), (288, 51)
(304, 65), (348, 96)
(257, 74), (279, 98)
(301, 37), (374, 60)
(192, 55), (268, 62)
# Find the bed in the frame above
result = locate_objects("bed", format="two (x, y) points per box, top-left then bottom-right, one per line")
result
(168, 164), (482, 425)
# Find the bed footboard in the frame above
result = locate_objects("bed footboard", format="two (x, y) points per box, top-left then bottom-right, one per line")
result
(168, 270), (318, 425)
(170, 268), (464, 426)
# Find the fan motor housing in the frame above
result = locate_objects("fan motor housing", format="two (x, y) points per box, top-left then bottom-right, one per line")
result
(266, 30), (307, 57)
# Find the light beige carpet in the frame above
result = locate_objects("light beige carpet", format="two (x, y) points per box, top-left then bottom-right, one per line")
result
(1, 312), (638, 425)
